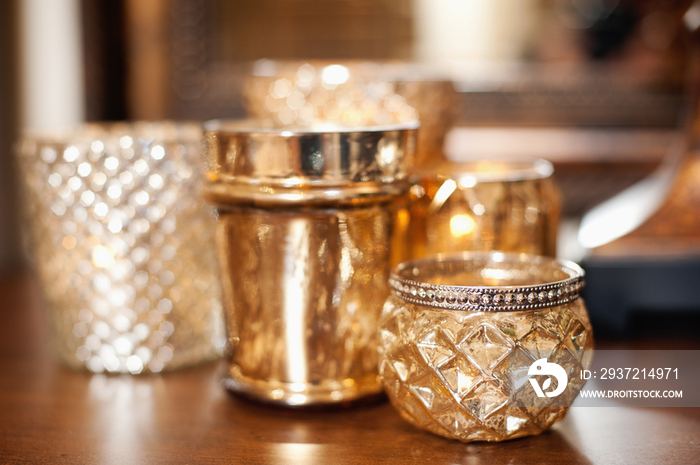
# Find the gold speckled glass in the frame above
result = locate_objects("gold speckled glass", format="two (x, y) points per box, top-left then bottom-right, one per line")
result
(379, 252), (593, 442)
(203, 120), (417, 406)
(17, 122), (225, 374)
(406, 159), (560, 259)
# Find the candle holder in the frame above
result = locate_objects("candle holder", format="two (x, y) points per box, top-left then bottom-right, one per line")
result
(17, 122), (224, 373)
(203, 119), (417, 406)
(406, 159), (560, 259)
(242, 60), (457, 169)
(379, 251), (593, 441)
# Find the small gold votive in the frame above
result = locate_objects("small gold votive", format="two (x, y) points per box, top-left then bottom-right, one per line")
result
(203, 120), (418, 406)
(379, 252), (593, 442)
(16, 122), (225, 373)
(406, 159), (560, 259)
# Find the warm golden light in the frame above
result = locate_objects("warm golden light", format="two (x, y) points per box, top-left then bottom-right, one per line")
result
(450, 213), (476, 237)
(321, 64), (349, 86)
(407, 159), (559, 259)
(91, 245), (115, 268)
(62, 235), (76, 249)
(428, 179), (457, 214)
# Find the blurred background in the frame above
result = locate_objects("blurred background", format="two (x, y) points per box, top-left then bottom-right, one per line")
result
(0, 0), (696, 337)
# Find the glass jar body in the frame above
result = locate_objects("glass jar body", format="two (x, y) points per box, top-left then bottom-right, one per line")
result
(204, 120), (417, 406)
(17, 123), (225, 374)
(407, 161), (560, 259)
(218, 201), (403, 406)
(378, 294), (593, 442)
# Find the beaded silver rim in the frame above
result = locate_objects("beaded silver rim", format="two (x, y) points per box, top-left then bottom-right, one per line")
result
(389, 252), (585, 312)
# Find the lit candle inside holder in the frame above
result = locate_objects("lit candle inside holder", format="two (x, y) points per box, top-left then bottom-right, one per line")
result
(17, 122), (225, 374)
(203, 119), (418, 406)
(405, 159), (560, 260)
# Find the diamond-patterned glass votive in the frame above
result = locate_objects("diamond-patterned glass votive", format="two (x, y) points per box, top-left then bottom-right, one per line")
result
(379, 252), (593, 442)
(406, 159), (561, 259)
(17, 122), (225, 374)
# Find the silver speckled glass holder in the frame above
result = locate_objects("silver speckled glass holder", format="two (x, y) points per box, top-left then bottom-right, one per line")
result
(16, 122), (225, 374)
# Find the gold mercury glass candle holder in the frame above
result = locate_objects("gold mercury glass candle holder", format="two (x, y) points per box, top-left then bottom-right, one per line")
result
(16, 122), (225, 374)
(379, 252), (593, 442)
(406, 159), (561, 259)
(203, 119), (417, 406)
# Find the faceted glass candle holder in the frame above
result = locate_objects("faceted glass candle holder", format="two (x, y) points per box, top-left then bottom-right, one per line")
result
(406, 159), (560, 259)
(17, 122), (225, 374)
(379, 252), (593, 442)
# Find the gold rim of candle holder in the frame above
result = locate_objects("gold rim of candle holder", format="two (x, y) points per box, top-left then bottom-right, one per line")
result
(203, 119), (419, 189)
(409, 158), (554, 183)
(389, 251), (585, 312)
(19, 121), (202, 146)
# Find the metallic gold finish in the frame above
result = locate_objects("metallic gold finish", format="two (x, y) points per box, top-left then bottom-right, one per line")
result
(407, 159), (560, 259)
(203, 120), (418, 187)
(241, 61), (457, 169)
(580, 3), (700, 255)
(204, 121), (417, 406)
(379, 252), (594, 442)
(16, 122), (225, 373)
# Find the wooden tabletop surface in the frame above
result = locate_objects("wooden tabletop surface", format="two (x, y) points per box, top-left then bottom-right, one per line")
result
(1, 274), (699, 465)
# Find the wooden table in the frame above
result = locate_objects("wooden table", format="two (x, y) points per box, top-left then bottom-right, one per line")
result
(1, 275), (699, 464)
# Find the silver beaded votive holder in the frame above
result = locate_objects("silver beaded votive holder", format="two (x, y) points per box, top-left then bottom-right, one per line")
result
(17, 122), (225, 374)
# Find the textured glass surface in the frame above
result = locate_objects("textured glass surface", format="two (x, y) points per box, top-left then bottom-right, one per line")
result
(17, 123), (225, 374)
(407, 161), (561, 258)
(378, 296), (593, 442)
(217, 204), (395, 405)
(242, 61), (457, 168)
